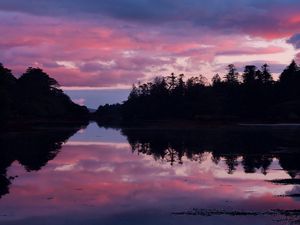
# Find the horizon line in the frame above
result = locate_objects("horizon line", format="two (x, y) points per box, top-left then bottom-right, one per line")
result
(62, 86), (131, 91)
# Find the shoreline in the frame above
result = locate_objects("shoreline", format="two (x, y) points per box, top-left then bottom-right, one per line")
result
(3, 117), (300, 132)
(95, 118), (300, 129)
(0, 118), (89, 132)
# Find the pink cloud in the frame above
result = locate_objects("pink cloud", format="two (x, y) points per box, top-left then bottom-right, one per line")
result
(0, 9), (296, 87)
(296, 53), (300, 63)
(73, 98), (85, 106)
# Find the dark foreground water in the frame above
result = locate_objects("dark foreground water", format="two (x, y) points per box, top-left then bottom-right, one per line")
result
(1, 123), (300, 225)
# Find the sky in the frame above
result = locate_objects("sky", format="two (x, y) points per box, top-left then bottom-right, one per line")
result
(64, 89), (130, 109)
(1, 0), (300, 91)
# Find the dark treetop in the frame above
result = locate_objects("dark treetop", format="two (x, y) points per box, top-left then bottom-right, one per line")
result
(0, 64), (89, 128)
(95, 61), (300, 124)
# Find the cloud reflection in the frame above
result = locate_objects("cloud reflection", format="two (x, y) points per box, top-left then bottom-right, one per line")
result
(1, 125), (300, 224)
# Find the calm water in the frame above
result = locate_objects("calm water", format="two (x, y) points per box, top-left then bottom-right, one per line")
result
(1, 123), (300, 225)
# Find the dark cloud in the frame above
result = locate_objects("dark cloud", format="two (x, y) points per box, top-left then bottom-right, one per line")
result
(217, 46), (285, 56)
(0, 0), (300, 37)
(287, 33), (300, 49)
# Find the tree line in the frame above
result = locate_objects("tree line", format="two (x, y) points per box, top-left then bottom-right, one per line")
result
(96, 60), (300, 123)
(0, 63), (89, 126)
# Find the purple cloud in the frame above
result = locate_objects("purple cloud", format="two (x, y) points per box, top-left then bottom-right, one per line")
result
(287, 33), (300, 49)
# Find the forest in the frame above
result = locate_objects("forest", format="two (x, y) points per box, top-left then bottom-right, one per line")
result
(96, 60), (300, 123)
(2, 60), (300, 126)
(0, 63), (89, 127)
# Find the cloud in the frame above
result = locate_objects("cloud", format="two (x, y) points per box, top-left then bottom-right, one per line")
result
(0, 1), (298, 87)
(0, 0), (300, 38)
(295, 53), (300, 64)
(287, 33), (300, 49)
(72, 98), (85, 106)
(217, 46), (285, 56)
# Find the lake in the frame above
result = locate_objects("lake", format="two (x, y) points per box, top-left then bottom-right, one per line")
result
(1, 122), (300, 225)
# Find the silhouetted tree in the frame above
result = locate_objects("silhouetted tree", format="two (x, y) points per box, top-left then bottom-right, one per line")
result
(18, 67), (60, 94)
(261, 64), (273, 84)
(128, 84), (139, 100)
(0, 63), (89, 124)
(212, 74), (222, 87)
(279, 60), (300, 102)
(243, 65), (257, 85)
(0, 63), (16, 87)
(167, 73), (177, 90)
(150, 76), (169, 98)
(224, 64), (239, 85)
(280, 60), (298, 84)
(0, 64), (16, 123)
(95, 60), (300, 123)
(173, 74), (185, 97)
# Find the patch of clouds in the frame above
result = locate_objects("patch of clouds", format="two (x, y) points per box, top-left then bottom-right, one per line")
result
(73, 98), (86, 106)
(287, 33), (300, 49)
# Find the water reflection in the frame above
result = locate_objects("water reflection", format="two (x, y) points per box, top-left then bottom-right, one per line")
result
(0, 123), (300, 224)
(0, 124), (86, 198)
(122, 127), (300, 178)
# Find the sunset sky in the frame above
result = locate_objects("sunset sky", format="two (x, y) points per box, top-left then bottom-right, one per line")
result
(1, 0), (300, 91)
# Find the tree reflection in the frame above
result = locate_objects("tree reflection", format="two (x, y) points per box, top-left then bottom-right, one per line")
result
(0, 124), (86, 198)
(121, 127), (300, 178)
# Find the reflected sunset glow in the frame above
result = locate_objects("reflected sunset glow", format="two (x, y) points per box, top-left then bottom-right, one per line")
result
(1, 124), (300, 225)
